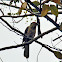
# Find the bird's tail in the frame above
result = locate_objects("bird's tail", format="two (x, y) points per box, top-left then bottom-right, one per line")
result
(24, 44), (29, 58)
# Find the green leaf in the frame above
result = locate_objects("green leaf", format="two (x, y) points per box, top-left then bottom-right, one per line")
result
(50, 5), (58, 16)
(41, 5), (49, 17)
(32, 1), (40, 6)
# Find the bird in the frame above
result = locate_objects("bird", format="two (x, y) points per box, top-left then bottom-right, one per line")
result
(22, 22), (38, 58)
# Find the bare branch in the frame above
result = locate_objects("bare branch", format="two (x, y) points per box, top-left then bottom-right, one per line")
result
(0, 43), (24, 51)
(0, 40), (62, 52)
(27, 27), (57, 44)
(0, 27), (58, 51)
(53, 35), (62, 41)
(14, 17), (24, 23)
(0, 17), (25, 36)
(0, 14), (35, 18)
(0, 1), (62, 53)
(35, 41), (62, 52)
(0, 21), (23, 36)
(0, 9), (4, 15)
(0, 22), (11, 30)
(0, 57), (3, 62)
(0, 17), (58, 48)
(0, 2), (19, 9)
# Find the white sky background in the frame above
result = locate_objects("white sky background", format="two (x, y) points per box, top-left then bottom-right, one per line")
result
(0, 0), (62, 62)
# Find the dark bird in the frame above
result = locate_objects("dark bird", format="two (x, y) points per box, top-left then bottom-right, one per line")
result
(23, 22), (38, 58)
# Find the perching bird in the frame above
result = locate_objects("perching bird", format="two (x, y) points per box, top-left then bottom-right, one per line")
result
(23, 22), (38, 58)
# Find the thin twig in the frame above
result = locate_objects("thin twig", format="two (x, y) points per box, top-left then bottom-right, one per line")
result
(0, 16), (58, 45)
(26, 59), (29, 62)
(0, 14), (35, 18)
(36, 47), (42, 62)
(0, 9), (4, 15)
(0, 17), (25, 36)
(0, 27), (59, 51)
(0, 2), (19, 9)
(53, 33), (62, 47)
(0, 22), (12, 31)
(0, 57), (3, 62)
(0, 14), (60, 52)
(53, 35), (62, 41)
(14, 17), (24, 23)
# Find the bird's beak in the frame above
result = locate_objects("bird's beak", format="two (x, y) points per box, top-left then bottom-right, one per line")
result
(36, 23), (39, 25)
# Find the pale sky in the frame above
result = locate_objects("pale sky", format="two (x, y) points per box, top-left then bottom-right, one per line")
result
(0, 1), (62, 62)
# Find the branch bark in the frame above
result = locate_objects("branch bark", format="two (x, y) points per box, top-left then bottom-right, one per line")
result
(0, 17), (25, 36)
(0, 2), (19, 9)
(0, 1), (62, 52)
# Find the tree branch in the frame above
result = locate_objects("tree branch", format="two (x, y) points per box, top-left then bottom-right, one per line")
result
(0, 16), (58, 45)
(0, 39), (62, 52)
(0, 17), (25, 36)
(28, 1), (60, 29)
(0, 21), (58, 51)
(37, 16), (42, 38)
(0, 9), (4, 15)
(53, 35), (62, 41)
(0, 14), (35, 18)
(0, 11), (62, 18)
(0, 17), (58, 47)
(0, 2), (19, 9)
(35, 41), (54, 53)
(24, 27), (58, 45)
(0, 1), (61, 30)
(0, 1), (62, 52)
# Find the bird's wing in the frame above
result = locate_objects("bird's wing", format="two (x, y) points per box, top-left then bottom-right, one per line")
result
(24, 26), (29, 34)
(23, 26), (29, 42)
